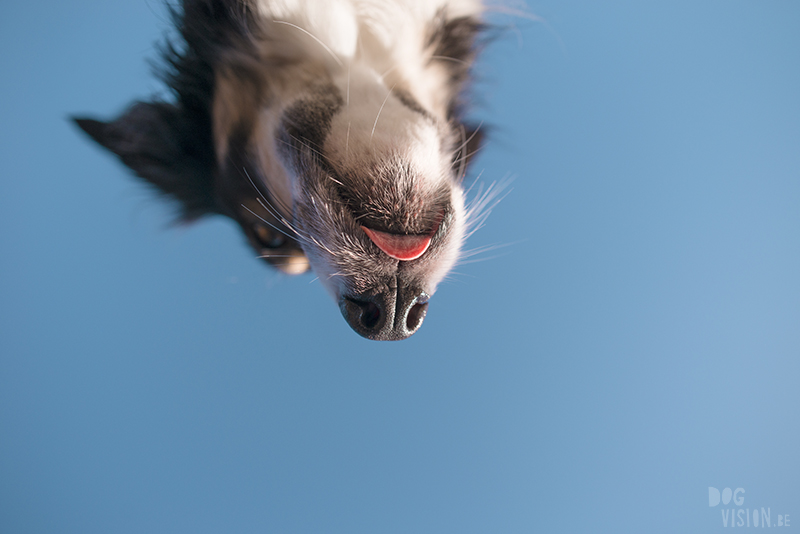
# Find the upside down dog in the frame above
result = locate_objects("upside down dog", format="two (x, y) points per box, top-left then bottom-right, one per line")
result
(75, 0), (487, 340)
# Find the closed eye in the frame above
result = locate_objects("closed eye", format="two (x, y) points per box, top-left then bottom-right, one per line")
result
(253, 223), (286, 249)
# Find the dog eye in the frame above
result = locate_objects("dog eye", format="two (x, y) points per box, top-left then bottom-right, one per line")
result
(253, 224), (286, 249)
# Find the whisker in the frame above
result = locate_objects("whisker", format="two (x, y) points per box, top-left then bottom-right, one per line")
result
(462, 169), (485, 198)
(345, 121), (351, 157)
(242, 202), (299, 243)
(456, 124), (468, 181)
(255, 197), (312, 244)
(464, 175), (514, 239)
(459, 242), (513, 259)
(482, 6), (568, 57)
(463, 121), (484, 149)
(257, 253), (303, 259)
(378, 65), (398, 82)
(240, 167), (310, 245)
(277, 134), (326, 160)
(456, 242), (518, 266)
(451, 121), (484, 177)
(272, 20), (344, 67)
(430, 55), (469, 66)
(370, 83), (396, 144)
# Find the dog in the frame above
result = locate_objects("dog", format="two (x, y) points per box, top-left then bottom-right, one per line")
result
(75, 0), (487, 340)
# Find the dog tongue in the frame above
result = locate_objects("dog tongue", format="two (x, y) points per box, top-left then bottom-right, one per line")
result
(361, 227), (432, 261)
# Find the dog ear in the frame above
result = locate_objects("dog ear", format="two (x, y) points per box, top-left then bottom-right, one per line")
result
(74, 102), (219, 221)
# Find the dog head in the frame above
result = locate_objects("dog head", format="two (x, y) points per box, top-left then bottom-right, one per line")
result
(75, 1), (484, 340)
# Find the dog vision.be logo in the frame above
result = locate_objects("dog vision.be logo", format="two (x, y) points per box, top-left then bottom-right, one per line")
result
(709, 487), (791, 528)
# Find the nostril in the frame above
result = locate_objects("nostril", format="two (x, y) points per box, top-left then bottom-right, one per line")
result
(340, 290), (425, 340)
(405, 297), (429, 332)
(341, 296), (390, 339)
(359, 301), (382, 330)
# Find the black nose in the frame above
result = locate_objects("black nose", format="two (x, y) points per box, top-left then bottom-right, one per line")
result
(340, 287), (429, 341)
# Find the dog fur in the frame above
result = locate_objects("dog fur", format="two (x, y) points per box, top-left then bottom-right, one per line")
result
(75, 0), (486, 340)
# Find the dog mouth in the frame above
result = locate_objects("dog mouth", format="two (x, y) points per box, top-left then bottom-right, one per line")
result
(360, 205), (444, 261)
(360, 226), (434, 260)
(333, 180), (450, 262)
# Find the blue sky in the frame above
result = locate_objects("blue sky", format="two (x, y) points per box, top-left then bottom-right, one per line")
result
(1, 1), (798, 532)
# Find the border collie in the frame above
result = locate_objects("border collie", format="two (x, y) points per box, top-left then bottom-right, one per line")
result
(75, 0), (486, 340)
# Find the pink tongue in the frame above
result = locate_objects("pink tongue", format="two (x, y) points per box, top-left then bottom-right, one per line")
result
(361, 226), (432, 261)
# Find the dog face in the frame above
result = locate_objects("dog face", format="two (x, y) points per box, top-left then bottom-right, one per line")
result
(75, 0), (484, 340)
(271, 81), (468, 339)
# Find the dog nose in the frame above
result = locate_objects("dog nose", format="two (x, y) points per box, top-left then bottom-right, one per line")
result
(340, 287), (429, 341)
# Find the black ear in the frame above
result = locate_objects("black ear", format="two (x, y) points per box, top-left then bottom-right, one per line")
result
(74, 101), (218, 221)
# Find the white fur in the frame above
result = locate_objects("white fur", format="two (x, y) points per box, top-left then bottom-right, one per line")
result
(242, 0), (483, 337)
(77, 0), (486, 339)
(244, 0), (481, 212)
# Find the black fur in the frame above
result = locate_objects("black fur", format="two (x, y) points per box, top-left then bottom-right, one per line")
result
(74, 0), (488, 339)
(74, 0), (263, 220)
(427, 12), (487, 171)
